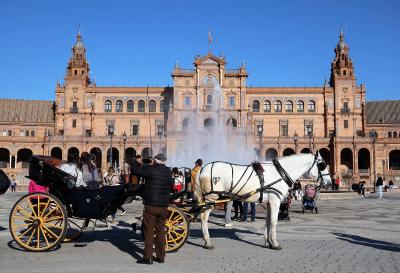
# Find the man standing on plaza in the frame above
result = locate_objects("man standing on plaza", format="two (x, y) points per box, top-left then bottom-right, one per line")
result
(376, 173), (384, 199)
(131, 154), (172, 264)
(190, 159), (203, 200)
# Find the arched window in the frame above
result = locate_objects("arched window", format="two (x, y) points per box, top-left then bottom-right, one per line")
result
(19, 130), (25, 136)
(308, 100), (316, 112)
(31, 130), (35, 137)
(297, 100), (304, 112)
(207, 95), (213, 105)
(274, 100), (282, 112)
(138, 100), (145, 112)
(7, 130), (12, 136)
(252, 100), (260, 112)
(104, 100), (112, 112)
(388, 132), (392, 138)
(285, 100), (293, 112)
(149, 100), (156, 112)
(116, 100), (123, 112)
(394, 132), (398, 138)
(263, 100), (271, 112)
(127, 100), (134, 112)
(25, 130), (29, 137)
(1, 130), (6, 136)
(160, 100), (164, 112)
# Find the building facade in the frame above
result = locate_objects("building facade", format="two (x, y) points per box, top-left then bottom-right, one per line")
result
(1, 30), (399, 188)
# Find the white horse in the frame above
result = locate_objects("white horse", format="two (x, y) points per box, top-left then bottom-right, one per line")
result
(195, 151), (332, 250)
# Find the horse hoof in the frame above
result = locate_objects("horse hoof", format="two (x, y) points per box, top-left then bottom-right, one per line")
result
(204, 244), (215, 250)
(270, 245), (282, 250)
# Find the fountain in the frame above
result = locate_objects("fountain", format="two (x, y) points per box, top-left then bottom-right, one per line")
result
(168, 76), (257, 167)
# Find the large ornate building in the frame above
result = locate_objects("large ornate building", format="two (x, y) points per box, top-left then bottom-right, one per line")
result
(1, 30), (399, 188)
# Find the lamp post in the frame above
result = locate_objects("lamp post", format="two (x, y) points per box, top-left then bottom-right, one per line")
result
(157, 125), (164, 154)
(47, 132), (51, 156)
(307, 126), (313, 152)
(370, 130), (377, 187)
(257, 124), (263, 160)
(108, 125), (114, 167)
(294, 132), (298, 153)
(122, 131), (127, 162)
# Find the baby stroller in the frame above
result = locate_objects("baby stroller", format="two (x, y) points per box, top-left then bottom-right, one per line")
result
(302, 184), (318, 214)
(278, 194), (291, 221)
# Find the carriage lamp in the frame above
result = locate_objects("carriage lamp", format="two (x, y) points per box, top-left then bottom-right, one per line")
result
(108, 124), (114, 136)
(294, 132), (298, 153)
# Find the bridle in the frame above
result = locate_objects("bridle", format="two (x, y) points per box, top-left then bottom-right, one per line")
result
(306, 152), (330, 190)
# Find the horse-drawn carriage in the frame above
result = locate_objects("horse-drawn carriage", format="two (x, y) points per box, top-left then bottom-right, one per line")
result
(9, 155), (190, 252)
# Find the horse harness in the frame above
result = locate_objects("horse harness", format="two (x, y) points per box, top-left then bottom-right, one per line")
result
(197, 155), (327, 203)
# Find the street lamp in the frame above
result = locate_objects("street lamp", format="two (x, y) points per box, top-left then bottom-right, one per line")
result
(307, 125), (313, 152)
(294, 132), (298, 153)
(257, 124), (263, 160)
(122, 131), (127, 162)
(108, 124), (114, 167)
(369, 130), (377, 187)
(157, 125), (164, 154)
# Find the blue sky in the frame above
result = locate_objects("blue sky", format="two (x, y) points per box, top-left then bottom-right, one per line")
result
(0, 0), (399, 101)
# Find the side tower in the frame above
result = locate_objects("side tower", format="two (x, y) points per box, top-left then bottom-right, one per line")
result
(329, 29), (366, 177)
(55, 29), (93, 146)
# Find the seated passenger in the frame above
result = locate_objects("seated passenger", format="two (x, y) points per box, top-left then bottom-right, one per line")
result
(79, 152), (99, 190)
(58, 154), (83, 187)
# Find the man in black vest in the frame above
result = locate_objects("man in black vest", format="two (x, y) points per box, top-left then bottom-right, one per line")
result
(131, 154), (172, 264)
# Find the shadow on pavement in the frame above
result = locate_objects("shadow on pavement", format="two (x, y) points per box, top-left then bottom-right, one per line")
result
(0, 226), (6, 231)
(188, 224), (266, 249)
(333, 232), (400, 252)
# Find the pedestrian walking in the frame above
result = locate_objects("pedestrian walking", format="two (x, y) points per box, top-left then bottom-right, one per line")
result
(376, 174), (384, 198)
(232, 200), (243, 221)
(388, 180), (394, 192)
(224, 201), (233, 227)
(10, 176), (17, 192)
(131, 154), (172, 265)
(335, 176), (340, 190)
(242, 202), (256, 222)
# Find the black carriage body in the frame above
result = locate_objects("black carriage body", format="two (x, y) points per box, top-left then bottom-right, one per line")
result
(28, 156), (130, 219)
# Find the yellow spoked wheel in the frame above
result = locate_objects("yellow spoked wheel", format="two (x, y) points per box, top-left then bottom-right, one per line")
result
(165, 205), (189, 253)
(9, 193), (67, 251)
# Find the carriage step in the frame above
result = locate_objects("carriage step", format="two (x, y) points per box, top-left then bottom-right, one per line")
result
(81, 226), (95, 232)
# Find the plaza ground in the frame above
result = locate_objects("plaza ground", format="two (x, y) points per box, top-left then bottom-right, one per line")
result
(0, 192), (399, 273)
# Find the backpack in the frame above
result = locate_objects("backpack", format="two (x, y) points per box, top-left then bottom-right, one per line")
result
(0, 169), (11, 194)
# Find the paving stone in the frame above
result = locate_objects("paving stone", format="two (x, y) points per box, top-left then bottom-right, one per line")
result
(0, 192), (399, 272)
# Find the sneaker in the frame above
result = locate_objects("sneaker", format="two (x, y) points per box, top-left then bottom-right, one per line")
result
(137, 258), (153, 265)
(224, 223), (233, 227)
(120, 210), (126, 216)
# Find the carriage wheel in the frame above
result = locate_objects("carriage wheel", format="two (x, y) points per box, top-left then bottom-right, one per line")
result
(165, 205), (189, 253)
(9, 193), (67, 251)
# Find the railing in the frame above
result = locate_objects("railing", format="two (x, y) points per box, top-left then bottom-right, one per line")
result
(70, 107), (79, 113)
(358, 169), (370, 174)
(341, 107), (350, 114)
(172, 69), (195, 75)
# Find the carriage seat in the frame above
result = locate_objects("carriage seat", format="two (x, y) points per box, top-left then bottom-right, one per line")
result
(66, 185), (127, 219)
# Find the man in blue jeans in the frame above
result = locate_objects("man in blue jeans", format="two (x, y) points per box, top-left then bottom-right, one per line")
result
(242, 202), (256, 222)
